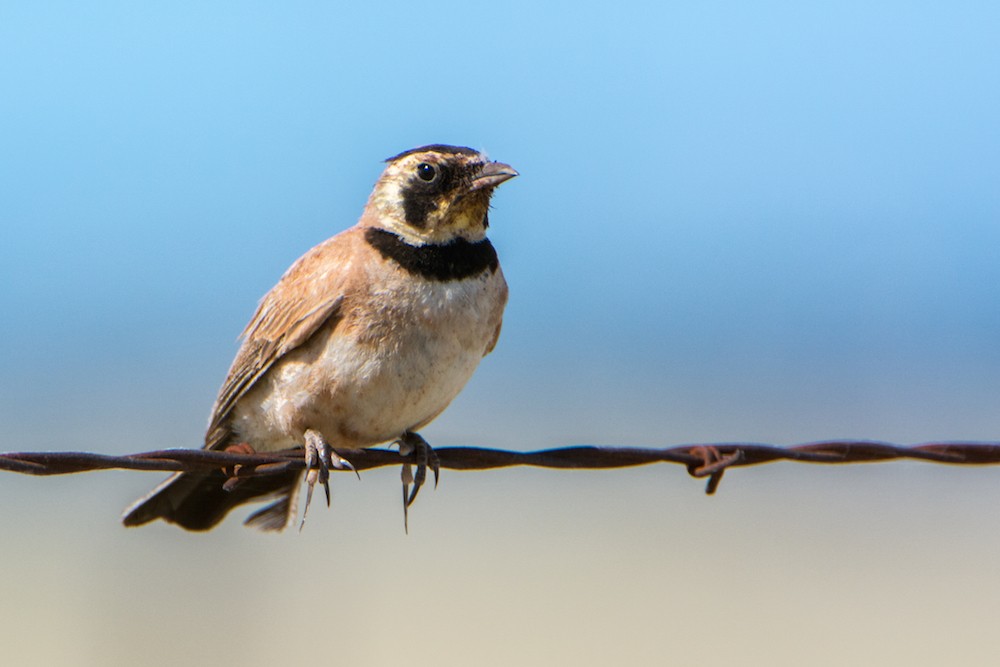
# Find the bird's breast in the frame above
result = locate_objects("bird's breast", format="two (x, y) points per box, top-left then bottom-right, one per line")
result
(230, 266), (506, 451)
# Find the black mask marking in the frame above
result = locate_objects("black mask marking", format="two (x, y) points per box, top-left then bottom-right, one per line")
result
(399, 161), (458, 228)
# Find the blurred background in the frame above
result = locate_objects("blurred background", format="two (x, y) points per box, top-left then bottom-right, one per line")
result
(2, 1), (999, 665)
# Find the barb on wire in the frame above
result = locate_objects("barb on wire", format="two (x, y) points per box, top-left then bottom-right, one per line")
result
(1, 440), (999, 494)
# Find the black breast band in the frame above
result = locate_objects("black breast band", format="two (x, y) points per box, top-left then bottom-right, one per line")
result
(365, 228), (499, 281)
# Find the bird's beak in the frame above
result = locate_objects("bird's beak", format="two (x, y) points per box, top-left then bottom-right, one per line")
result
(470, 161), (518, 191)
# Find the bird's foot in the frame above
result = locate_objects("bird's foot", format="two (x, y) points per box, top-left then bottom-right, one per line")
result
(221, 442), (257, 492)
(397, 430), (440, 532)
(301, 429), (358, 530)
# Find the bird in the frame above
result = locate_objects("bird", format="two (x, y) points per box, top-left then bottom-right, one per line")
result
(122, 144), (517, 531)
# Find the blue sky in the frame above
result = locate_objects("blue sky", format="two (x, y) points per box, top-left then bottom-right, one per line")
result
(1, 2), (999, 664)
(3, 2), (998, 451)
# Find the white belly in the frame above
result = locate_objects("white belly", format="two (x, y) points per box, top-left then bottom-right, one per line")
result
(229, 270), (504, 451)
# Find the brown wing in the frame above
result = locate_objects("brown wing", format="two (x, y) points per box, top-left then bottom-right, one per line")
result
(205, 233), (356, 449)
(484, 269), (509, 355)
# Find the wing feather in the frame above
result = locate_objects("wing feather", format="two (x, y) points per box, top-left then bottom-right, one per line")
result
(205, 234), (356, 449)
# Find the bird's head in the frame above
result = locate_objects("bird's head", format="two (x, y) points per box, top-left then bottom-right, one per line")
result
(364, 145), (518, 245)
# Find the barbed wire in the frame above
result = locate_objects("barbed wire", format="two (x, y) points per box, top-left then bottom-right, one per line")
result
(2, 440), (999, 494)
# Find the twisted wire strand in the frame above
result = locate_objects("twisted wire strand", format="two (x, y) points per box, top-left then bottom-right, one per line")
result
(2, 440), (998, 494)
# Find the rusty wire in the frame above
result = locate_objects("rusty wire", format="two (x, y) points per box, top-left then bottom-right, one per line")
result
(2, 440), (999, 494)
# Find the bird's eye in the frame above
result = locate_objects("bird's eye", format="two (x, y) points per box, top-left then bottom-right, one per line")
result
(416, 163), (437, 182)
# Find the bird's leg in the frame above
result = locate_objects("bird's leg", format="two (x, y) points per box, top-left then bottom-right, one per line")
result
(396, 430), (440, 531)
(301, 429), (357, 530)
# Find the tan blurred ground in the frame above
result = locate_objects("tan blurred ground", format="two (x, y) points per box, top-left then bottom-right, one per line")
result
(3, 440), (1000, 666)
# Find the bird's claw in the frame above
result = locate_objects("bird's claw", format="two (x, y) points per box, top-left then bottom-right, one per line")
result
(397, 431), (440, 532)
(220, 442), (257, 492)
(301, 429), (357, 530)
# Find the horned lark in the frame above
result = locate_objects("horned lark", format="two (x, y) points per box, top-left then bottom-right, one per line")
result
(123, 144), (517, 531)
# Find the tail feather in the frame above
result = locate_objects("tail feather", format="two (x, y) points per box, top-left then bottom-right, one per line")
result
(244, 493), (300, 531)
(122, 469), (302, 532)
